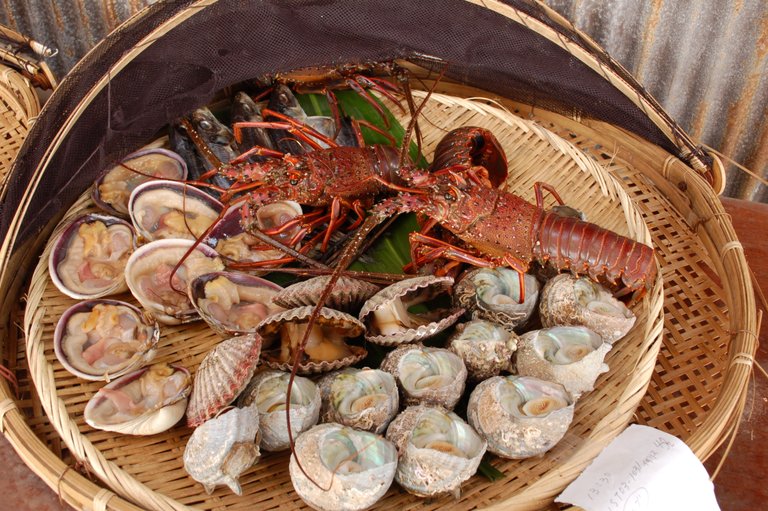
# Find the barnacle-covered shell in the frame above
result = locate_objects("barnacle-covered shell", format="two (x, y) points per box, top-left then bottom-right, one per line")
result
(380, 344), (467, 410)
(318, 369), (399, 434)
(125, 239), (224, 324)
(49, 214), (135, 299)
(454, 268), (539, 329)
(54, 299), (159, 381)
(448, 320), (518, 381)
(539, 274), (636, 344)
(516, 326), (610, 397)
(273, 276), (380, 313)
(238, 370), (320, 451)
(257, 306), (366, 374)
(183, 404), (261, 495)
(385, 406), (486, 498)
(359, 275), (464, 346)
(84, 363), (191, 435)
(189, 271), (284, 336)
(466, 375), (574, 459)
(186, 335), (262, 427)
(290, 424), (397, 511)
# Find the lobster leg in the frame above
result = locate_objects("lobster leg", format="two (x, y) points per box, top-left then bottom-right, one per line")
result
(534, 181), (566, 208)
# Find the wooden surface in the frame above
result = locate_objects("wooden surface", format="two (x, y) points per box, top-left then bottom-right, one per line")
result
(0, 196), (764, 511)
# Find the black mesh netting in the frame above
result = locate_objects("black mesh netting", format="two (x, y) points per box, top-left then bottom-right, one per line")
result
(1, 0), (707, 253)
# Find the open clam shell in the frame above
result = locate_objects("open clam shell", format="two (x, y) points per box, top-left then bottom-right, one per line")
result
(83, 363), (191, 435)
(125, 239), (224, 325)
(186, 334), (262, 427)
(448, 320), (518, 381)
(454, 267), (539, 329)
(380, 344), (467, 410)
(290, 424), (397, 511)
(318, 368), (399, 434)
(516, 326), (610, 397)
(54, 299), (159, 381)
(273, 275), (380, 313)
(386, 405), (486, 498)
(93, 148), (188, 217)
(467, 375), (574, 459)
(48, 214), (135, 300)
(237, 370), (321, 451)
(359, 275), (464, 346)
(189, 271), (284, 337)
(183, 403), (261, 496)
(257, 306), (367, 374)
(539, 274), (636, 344)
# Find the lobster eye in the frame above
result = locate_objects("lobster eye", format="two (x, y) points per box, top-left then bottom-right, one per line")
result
(444, 192), (455, 201)
(290, 179), (298, 186)
(199, 119), (213, 130)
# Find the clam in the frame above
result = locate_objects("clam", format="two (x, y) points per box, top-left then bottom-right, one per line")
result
(183, 403), (261, 496)
(447, 320), (518, 381)
(186, 334), (262, 427)
(54, 299), (159, 381)
(385, 405), (486, 498)
(237, 370), (321, 451)
(48, 214), (135, 299)
(380, 344), (467, 410)
(539, 274), (636, 344)
(124, 239), (224, 324)
(453, 267), (540, 329)
(318, 368), (399, 434)
(290, 424), (397, 511)
(359, 275), (464, 346)
(467, 375), (574, 459)
(93, 148), (188, 216)
(273, 275), (380, 313)
(515, 326), (610, 397)
(129, 180), (223, 242)
(189, 271), (284, 336)
(257, 306), (366, 374)
(83, 363), (191, 435)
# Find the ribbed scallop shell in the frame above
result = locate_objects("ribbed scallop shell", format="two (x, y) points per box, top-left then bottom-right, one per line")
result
(186, 334), (262, 427)
(318, 368), (399, 434)
(273, 276), (380, 313)
(290, 424), (397, 511)
(467, 375), (574, 459)
(453, 267), (539, 329)
(359, 275), (464, 346)
(448, 320), (518, 381)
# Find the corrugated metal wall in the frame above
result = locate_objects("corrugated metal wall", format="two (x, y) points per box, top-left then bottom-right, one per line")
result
(1, 0), (766, 200)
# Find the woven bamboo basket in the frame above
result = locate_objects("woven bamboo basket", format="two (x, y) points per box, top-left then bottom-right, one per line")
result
(0, 63), (40, 188)
(0, 1), (757, 510)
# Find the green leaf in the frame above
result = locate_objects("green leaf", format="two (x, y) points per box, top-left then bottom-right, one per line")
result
(348, 213), (419, 274)
(478, 459), (505, 482)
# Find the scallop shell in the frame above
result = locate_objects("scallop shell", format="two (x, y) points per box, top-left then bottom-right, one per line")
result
(467, 375), (574, 459)
(186, 334), (262, 427)
(84, 363), (191, 435)
(447, 320), (518, 381)
(385, 405), (486, 498)
(318, 368), (399, 434)
(257, 306), (366, 374)
(290, 424), (397, 511)
(273, 276), (380, 313)
(453, 267), (539, 329)
(359, 275), (464, 346)
(124, 238), (224, 325)
(380, 344), (467, 410)
(515, 326), (610, 397)
(183, 404), (261, 495)
(237, 370), (321, 451)
(539, 274), (636, 344)
(189, 271), (284, 337)
(48, 214), (135, 299)
(54, 299), (159, 381)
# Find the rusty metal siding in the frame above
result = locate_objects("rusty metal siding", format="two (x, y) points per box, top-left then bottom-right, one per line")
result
(2, 0), (767, 199)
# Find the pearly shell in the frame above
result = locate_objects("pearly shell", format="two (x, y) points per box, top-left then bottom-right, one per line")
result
(453, 267), (539, 329)
(273, 275), (380, 313)
(318, 368), (399, 434)
(448, 320), (518, 381)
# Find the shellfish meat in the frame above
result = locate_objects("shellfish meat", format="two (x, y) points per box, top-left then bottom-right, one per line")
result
(318, 368), (399, 434)
(453, 267), (539, 329)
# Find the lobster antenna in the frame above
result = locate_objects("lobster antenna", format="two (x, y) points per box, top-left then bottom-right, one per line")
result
(398, 64), (448, 168)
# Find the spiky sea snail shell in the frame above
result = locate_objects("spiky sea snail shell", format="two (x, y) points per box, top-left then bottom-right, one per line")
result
(289, 424), (397, 511)
(448, 320), (518, 381)
(273, 275), (380, 313)
(453, 267), (539, 329)
(380, 344), (467, 410)
(466, 375), (574, 459)
(237, 370), (320, 451)
(318, 368), (399, 434)
(515, 326), (610, 398)
(183, 404), (261, 496)
(385, 405), (486, 498)
(359, 275), (464, 346)
(539, 274), (636, 344)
